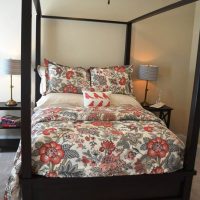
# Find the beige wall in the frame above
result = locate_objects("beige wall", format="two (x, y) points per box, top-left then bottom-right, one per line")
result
(0, 0), (21, 139)
(187, 2), (200, 144)
(41, 19), (126, 67)
(131, 3), (197, 136)
(0, 0), (21, 103)
(0, 0), (38, 139)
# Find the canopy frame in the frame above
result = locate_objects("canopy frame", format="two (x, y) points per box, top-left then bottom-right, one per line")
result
(20, 0), (200, 199)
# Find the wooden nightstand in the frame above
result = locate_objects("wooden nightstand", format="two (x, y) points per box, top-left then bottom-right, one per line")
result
(0, 102), (21, 152)
(142, 105), (173, 128)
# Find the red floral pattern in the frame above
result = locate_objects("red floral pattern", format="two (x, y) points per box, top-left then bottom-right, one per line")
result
(119, 77), (126, 85)
(147, 137), (169, 158)
(46, 171), (58, 177)
(43, 128), (57, 135)
(47, 62), (90, 94)
(90, 66), (133, 94)
(134, 159), (146, 174)
(92, 121), (113, 127)
(127, 151), (136, 160)
(63, 84), (78, 93)
(114, 66), (126, 73)
(100, 154), (119, 172)
(144, 125), (154, 132)
(66, 71), (74, 79)
(5, 104), (184, 200)
(39, 142), (65, 164)
(151, 167), (164, 174)
(82, 156), (90, 164)
(99, 140), (115, 154)
(111, 130), (124, 135)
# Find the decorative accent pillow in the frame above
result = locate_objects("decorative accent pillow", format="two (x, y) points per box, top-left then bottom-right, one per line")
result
(47, 62), (90, 94)
(90, 65), (133, 95)
(83, 91), (111, 107)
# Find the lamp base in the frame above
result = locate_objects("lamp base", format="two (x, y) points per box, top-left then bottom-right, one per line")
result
(141, 101), (150, 107)
(6, 99), (17, 106)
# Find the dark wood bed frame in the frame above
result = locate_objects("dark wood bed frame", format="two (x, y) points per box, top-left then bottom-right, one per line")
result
(20, 0), (200, 199)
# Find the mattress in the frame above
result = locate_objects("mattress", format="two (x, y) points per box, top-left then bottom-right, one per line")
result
(5, 104), (184, 200)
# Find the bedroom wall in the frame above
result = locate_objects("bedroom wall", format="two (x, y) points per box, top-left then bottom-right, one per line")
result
(0, 0), (37, 139)
(0, 0), (21, 103)
(0, 0), (21, 139)
(41, 19), (126, 67)
(187, 1), (200, 144)
(131, 3), (198, 137)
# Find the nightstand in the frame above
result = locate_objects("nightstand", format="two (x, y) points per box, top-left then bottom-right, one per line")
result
(142, 105), (173, 128)
(0, 102), (21, 152)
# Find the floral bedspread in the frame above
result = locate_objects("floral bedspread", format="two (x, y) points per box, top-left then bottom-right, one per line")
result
(5, 104), (184, 200)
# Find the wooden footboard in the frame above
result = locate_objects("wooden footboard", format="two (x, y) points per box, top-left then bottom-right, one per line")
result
(20, 170), (196, 200)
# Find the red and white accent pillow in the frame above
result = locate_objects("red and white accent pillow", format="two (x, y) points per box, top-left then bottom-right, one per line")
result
(83, 91), (112, 107)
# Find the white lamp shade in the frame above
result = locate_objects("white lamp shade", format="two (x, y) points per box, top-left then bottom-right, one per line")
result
(138, 65), (159, 81)
(0, 59), (21, 75)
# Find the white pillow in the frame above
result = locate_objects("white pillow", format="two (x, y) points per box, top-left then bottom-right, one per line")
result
(37, 65), (47, 95)
(36, 93), (141, 109)
(83, 91), (112, 107)
(36, 93), (83, 108)
(110, 94), (142, 108)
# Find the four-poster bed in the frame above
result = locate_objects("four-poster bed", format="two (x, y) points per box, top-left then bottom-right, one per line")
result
(18, 0), (200, 199)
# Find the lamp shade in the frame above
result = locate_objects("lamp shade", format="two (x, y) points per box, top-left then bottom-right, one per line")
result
(0, 59), (21, 75)
(138, 65), (159, 81)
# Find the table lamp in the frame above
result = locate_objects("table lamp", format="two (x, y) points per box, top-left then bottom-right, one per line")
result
(0, 59), (21, 106)
(138, 64), (159, 106)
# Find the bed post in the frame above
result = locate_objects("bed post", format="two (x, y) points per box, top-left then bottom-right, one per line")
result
(33, 0), (42, 103)
(183, 24), (200, 199)
(35, 14), (41, 102)
(124, 23), (132, 65)
(21, 0), (32, 199)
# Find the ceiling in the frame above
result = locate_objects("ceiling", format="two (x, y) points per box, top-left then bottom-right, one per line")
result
(40, 0), (180, 22)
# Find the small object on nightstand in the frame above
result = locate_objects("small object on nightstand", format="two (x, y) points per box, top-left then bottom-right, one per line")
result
(1, 115), (21, 128)
(0, 102), (21, 152)
(142, 105), (173, 128)
(150, 102), (165, 108)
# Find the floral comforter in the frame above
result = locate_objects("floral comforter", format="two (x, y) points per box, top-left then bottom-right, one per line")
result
(5, 104), (184, 200)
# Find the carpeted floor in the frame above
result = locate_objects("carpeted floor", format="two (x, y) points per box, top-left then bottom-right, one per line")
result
(0, 149), (199, 200)
(0, 152), (15, 200)
(191, 148), (200, 200)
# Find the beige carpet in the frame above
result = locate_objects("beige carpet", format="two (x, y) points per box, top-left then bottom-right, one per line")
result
(191, 148), (200, 200)
(0, 152), (15, 200)
(0, 150), (199, 200)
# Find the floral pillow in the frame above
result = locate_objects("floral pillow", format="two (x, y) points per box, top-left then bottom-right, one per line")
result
(90, 65), (133, 95)
(46, 62), (90, 94)
(83, 91), (111, 107)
